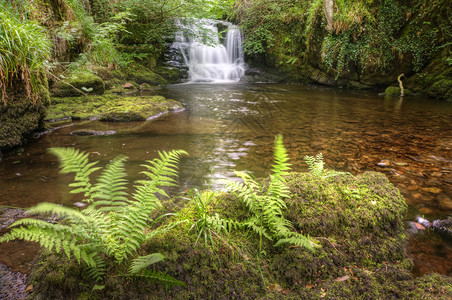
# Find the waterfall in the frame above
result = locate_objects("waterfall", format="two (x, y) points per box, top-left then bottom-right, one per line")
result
(167, 19), (245, 83)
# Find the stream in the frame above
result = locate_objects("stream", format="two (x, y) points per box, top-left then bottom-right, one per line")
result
(0, 83), (451, 277)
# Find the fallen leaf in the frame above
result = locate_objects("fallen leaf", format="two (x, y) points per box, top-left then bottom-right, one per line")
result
(25, 285), (33, 293)
(333, 275), (350, 282)
(414, 222), (426, 230)
(305, 284), (315, 288)
(267, 283), (283, 292)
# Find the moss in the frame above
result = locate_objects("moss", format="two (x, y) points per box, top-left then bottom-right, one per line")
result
(46, 94), (182, 122)
(428, 78), (452, 101)
(385, 86), (412, 96)
(113, 64), (167, 86)
(0, 74), (49, 155)
(51, 72), (105, 97)
(27, 171), (452, 299)
(154, 66), (182, 84)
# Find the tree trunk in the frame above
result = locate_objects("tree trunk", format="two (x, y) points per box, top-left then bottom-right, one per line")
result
(324, 0), (334, 31)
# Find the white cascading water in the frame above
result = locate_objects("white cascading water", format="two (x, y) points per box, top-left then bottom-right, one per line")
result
(169, 19), (245, 83)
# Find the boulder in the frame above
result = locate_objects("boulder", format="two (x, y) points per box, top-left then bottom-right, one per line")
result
(51, 72), (105, 97)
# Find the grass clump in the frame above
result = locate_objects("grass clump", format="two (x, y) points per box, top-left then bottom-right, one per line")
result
(0, 3), (51, 105)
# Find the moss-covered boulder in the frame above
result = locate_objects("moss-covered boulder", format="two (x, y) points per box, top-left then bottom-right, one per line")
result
(385, 86), (412, 96)
(428, 78), (452, 101)
(100, 96), (181, 122)
(51, 72), (105, 97)
(28, 171), (452, 299)
(0, 75), (50, 156)
(154, 66), (182, 84)
(46, 94), (182, 121)
(113, 64), (167, 86)
(406, 49), (452, 101)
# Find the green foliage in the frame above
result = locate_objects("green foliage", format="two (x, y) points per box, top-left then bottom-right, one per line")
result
(0, 147), (187, 286)
(184, 188), (240, 249)
(0, 2), (51, 105)
(304, 153), (352, 178)
(224, 135), (317, 255)
(235, 0), (448, 79)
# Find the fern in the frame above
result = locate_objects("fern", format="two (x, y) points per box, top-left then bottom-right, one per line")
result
(304, 153), (352, 178)
(129, 251), (185, 287)
(0, 147), (188, 287)
(224, 135), (317, 254)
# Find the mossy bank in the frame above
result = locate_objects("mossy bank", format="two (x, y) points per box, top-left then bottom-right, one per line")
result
(29, 171), (451, 299)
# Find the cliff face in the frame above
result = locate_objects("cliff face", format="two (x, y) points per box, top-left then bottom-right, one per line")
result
(237, 0), (452, 100)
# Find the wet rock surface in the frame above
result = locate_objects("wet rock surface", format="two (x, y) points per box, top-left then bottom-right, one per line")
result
(70, 129), (116, 136)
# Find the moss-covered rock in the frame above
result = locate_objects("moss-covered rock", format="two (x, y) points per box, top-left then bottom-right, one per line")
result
(428, 78), (452, 101)
(27, 171), (452, 299)
(113, 64), (167, 86)
(46, 94), (182, 122)
(51, 72), (105, 97)
(385, 86), (412, 96)
(154, 66), (182, 84)
(0, 74), (49, 156)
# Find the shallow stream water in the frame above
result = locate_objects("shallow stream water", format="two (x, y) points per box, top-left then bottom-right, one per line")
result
(1, 83), (451, 275)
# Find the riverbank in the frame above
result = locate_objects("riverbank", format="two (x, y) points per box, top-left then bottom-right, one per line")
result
(6, 170), (449, 299)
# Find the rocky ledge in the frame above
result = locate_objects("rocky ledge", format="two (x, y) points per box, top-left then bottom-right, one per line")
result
(46, 94), (183, 122)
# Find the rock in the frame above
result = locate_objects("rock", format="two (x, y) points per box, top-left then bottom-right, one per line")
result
(407, 185), (419, 191)
(347, 80), (370, 90)
(421, 187), (442, 194)
(0, 74), (49, 154)
(70, 129), (116, 136)
(377, 160), (391, 167)
(99, 96), (183, 122)
(385, 86), (412, 97)
(438, 194), (452, 210)
(122, 82), (134, 89)
(139, 83), (160, 91)
(51, 72), (105, 97)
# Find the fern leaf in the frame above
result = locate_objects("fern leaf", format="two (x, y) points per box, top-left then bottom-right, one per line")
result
(129, 253), (165, 274)
(27, 202), (89, 223)
(274, 234), (317, 251)
(90, 155), (130, 210)
(136, 269), (186, 287)
(49, 147), (101, 199)
(271, 135), (291, 180)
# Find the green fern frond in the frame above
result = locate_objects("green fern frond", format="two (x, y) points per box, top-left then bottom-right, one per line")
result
(27, 202), (89, 223)
(271, 134), (291, 180)
(49, 147), (101, 200)
(1, 147), (188, 286)
(135, 269), (186, 287)
(274, 233), (318, 251)
(304, 153), (325, 177)
(86, 253), (106, 281)
(129, 253), (165, 274)
(90, 155), (130, 210)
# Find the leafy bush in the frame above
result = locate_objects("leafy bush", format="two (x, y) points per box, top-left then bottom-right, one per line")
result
(0, 147), (187, 287)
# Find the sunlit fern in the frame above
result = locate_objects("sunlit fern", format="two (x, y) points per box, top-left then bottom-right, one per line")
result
(304, 153), (352, 178)
(224, 135), (317, 254)
(0, 147), (187, 287)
